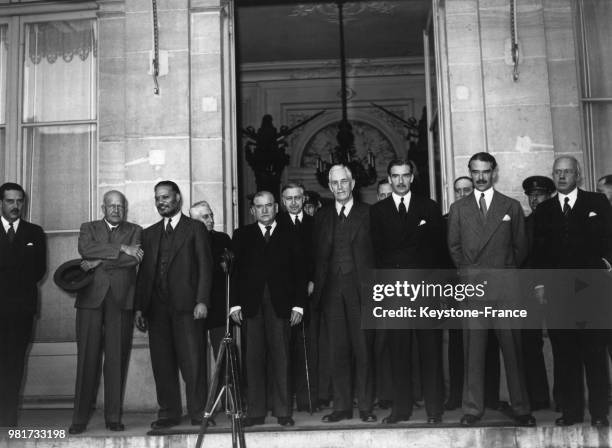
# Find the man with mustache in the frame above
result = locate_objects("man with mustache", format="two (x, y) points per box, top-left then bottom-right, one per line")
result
(135, 180), (213, 430)
(448, 152), (534, 427)
(313, 164), (376, 423)
(69, 191), (143, 434)
(0, 183), (46, 427)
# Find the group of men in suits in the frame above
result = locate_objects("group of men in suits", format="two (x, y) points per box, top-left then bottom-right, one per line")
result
(3, 149), (611, 431)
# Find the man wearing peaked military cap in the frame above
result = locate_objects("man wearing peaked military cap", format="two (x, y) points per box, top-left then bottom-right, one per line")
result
(521, 176), (555, 412)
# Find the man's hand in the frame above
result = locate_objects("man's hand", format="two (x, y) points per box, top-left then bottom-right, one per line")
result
(80, 259), (102, 271)
(534, 285), (546, 305)
(290, 310), (303, 326)
(230, 309), (243, 325)
(194, 303), (208, 320)
(307, 281), (314, 296)
(135, 311), (148, 332)
(121, 244), (144, 262)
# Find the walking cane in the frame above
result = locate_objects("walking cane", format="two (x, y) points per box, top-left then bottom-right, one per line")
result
(301, 320), (313, 415)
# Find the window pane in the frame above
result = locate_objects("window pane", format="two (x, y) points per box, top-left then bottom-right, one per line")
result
(0, 25), (7, 124)
(591, 103), (612, 177)
(582, 0), (612, 98)
(22, 19), (97, 123)
(25, 124), (95, 231)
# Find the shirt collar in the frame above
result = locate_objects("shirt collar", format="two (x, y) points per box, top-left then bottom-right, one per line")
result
(258, 220), (277, 236)
(289, 211), (304, 224)
(1, 216), (19, 233)
(474, 187), (494, 208)
(104, 219), (120, 231)
(391, 191), (411, 211)
(558, 188), (578, 209)
(164, 211), (182, 229)
(335, 198), (354, 216)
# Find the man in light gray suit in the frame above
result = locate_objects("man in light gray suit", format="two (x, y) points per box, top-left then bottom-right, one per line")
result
(448, 152), (534, 427)
(69, 191), (143, 434)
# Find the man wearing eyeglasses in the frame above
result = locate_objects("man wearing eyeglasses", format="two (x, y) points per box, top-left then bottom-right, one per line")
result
(532, 156), (612, 427)
(312, 164), (376, 423)
(69, 190), (143, 434)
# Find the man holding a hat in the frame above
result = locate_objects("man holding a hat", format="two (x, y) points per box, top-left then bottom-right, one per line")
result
(521, 175), (555, 411)
(68, 190), (143, 434)
(0, 182), (46, 427)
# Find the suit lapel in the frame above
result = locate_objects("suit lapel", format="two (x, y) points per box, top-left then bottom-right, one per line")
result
(462, 193), (486, 240)
(477, 191), (508, 253)
(348, 202), (364, 242)
(149, 220), (163, 270)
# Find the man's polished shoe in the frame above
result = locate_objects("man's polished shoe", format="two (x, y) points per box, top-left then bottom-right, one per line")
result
(150, 418), (181, 430)
(382, 413), (410, 424)
(68, 424), (86, 435)
(460, 414), (481, 427)
(427, 416), (442, 424)
(555, 416), (583, 426)
(514, 414), (536, 427)
(105, 422), (125, 431)
(277, 417), (295, 427)
(322, 410), (353, 422)
(359, 411), (377, 422)
(592, 417), (609, 428)
(242, 416), (265, 427)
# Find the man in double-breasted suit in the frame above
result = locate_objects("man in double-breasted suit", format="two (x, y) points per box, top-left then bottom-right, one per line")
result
(532, 156), (612, 427)
(0, 183), (46, 427)
(135, 181), (213, 430)
(370, 159), (445, 424)
(448, 152), (534, 427)
(313, 164), (376, 423)
(230, 191), (306, 427)
(69, 191), (143, 434)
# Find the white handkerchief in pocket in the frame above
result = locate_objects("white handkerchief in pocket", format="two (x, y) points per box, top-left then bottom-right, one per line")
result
(26, 242), (34, 246)
(502, 214), (511, 222)
(589, 211), (598, 217)
(418, 220), (427, 226)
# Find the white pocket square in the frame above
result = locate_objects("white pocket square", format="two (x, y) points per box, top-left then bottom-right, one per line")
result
(26, 242), (34, 246)
(589, 211), (598, 217)
(418, 220), (427, 226)
(502, 214), (511, 221)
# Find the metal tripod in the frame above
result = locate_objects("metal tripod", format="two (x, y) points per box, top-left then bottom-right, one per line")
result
(195, 249), (246, 448)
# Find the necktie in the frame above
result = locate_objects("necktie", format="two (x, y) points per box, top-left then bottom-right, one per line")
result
(264, 225), (271, 243)
(479, 193), (488, 218)
(108, 225), (117, 242)
(295, 217), (301, 228)
(339, 206), (346, 222)
(398, 197), (407, 217)
(165, 218), (173, 235)
(563, 197), (571, 217)
(7, 222), (15, 244)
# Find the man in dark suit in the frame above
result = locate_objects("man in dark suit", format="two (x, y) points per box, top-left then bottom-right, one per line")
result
(135, 180), (213, 430)
(448, 152), (534, 427)
(189, 201), (232, 357)
(278, 183), (320, 412)
(532, 156), (612, 427)
(0, 182), (46, 427)
(596, 175), (612, 206)
(69, 191), (143, 434)
(370, 159), (445, 424)
(313, 164), (376, 423)
(520, 176), (554, 411)
(230, 190), (306, 427)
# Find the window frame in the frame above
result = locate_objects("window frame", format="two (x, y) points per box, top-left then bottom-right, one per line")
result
(0, 10), (98, 233)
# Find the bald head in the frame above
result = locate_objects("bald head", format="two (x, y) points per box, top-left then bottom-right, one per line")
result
(102, 190), (127, 225)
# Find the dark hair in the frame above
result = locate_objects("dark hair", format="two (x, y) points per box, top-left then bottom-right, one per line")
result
(453, 176), (474, 188)
(386, 158), (416, 176)
(377, 179), (390, 187)
(0, 182), (25, 200)
(468, 152), (497, 170)
(281, 182), (305, 195)
(154, 180), (181, 195)
(598, 175), (612, 186)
